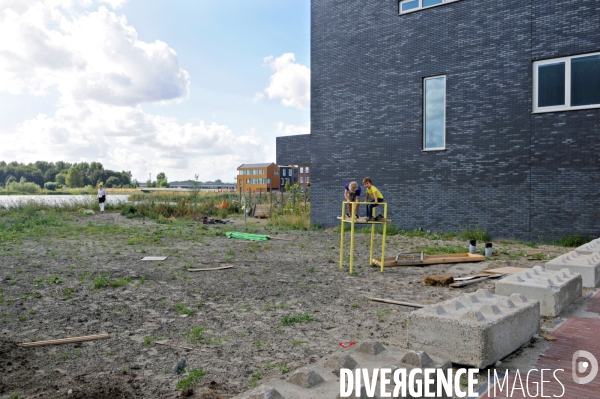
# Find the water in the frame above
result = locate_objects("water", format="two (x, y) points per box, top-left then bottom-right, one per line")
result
(0, 195), (130, 209)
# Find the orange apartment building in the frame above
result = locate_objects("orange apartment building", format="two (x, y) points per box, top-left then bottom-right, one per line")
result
(236, 163), (280, 193)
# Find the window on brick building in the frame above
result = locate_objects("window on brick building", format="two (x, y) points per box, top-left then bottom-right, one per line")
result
(534, 52), (600, 112)
(423, 75), (446, 150)
(399, 0), (460, 14)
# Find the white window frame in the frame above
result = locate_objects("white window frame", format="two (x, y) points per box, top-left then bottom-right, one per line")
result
(533, 51), (600, 113)
(399, 0), (461, 15)
(423, 75), (446, 151)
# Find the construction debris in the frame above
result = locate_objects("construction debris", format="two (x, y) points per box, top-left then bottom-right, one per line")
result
(540, 333), (558, 341)
(187, 265), (234, 272)
(482, 266), (527, 275)
(422, 274), (454, 286)
(18, 333), (109, 347)
(449, 274), (504, 288)
(372, 252), (485, 267)
(367, 297), (425, 308)
(141, 256), (168, 261)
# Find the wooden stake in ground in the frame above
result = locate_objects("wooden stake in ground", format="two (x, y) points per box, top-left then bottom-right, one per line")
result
(449, 274), (504, 288)
(367, 297), (425, 308)
(187, 265), (234, 272)
(18, 333), (109, 348)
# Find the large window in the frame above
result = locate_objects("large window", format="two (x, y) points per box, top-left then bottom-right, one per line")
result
(534, 52), (600, 113)
(423, 75), (446, 150)
(399, 0), (460, 14)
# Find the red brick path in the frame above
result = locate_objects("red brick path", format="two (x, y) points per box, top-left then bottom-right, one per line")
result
(480, 292), (600, 399)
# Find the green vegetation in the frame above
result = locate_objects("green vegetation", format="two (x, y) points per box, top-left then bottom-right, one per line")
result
(376, 308), (391, 323)
(281, 313), (318, 326)
(174, 302), (196, 315)
(457, 226), (490, 242)
(417, 244), (467, 255)
(142, 335), (163, 345)
(91, 272), (131, 289)
(552, 234), (594, 247)
(291, 339), (309, 347)
(249, 371), (262, 387)
(265, 362), (292, 374)
(176, 368), (206, 390)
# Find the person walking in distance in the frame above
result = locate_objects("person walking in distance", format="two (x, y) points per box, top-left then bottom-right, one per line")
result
(98, 184), (106, 213)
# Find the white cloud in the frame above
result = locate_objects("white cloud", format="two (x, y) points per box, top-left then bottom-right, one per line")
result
(0, 1), (268, 181)
(4, 101), (268, 181)
(0, 2), (189, 105)
(262, 53), (310, 109)
(276, 121), (309, 136)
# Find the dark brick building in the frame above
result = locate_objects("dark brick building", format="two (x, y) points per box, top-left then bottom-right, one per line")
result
(276, 134), (312, 189)
(309, 0), (600, 240)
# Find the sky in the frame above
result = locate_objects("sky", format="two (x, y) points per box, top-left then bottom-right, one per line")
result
(0, 0), (310, 183)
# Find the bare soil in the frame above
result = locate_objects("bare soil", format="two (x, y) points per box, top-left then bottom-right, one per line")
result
(0, 212), (582, 398)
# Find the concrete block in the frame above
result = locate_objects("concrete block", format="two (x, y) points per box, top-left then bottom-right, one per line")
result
(546, 251), (600, 287)
(495, 266), (582, 316)
(356, 340), (386, 355)
(241, 385), (284, 399)
(324, 354), (357, 370)
(288, 369), (325, 388)
(575, 238), (600, 255)
(408, 289), (540, 368)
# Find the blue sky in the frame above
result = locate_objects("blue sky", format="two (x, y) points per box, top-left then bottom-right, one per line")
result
(0, 0), (310, 182)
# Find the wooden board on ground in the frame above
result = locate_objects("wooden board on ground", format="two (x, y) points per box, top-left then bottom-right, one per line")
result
(372, 253), (485, 267)
(336, 216), (393, 224)
(18, 333), (109, 347)
(187, 265), (234, 272)
(482, 267), (528, 275)
(449, 274), (504, 288)
(141, 256), (168, 261)
(253, 204), (271, 218)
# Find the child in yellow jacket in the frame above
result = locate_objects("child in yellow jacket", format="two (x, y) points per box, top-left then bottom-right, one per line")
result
(363, 177), (384, 221)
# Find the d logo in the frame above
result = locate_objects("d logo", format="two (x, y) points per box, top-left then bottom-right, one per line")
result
(572, 350), (598, 385)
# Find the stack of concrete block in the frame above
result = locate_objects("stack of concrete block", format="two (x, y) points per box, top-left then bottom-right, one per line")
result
(408, 289), (539, 368)
(232, 341), (451, 399)
(495, 265), (582, 316)
(546, 251), (600, 287)
(575, 237), (600, 255)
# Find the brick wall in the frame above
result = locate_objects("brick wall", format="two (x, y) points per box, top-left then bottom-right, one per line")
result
(310, 0), (600, 240)
(276, 134), (311, 165)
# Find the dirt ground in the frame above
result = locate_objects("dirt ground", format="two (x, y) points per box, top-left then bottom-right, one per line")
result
(0, 212), (589, 398)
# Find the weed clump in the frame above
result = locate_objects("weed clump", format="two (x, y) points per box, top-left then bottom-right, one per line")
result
(280, 313), (318, 326)
(176, 368), (206, 390)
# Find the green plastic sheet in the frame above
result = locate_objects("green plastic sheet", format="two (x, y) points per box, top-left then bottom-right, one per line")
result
(225, 232), (270, 241)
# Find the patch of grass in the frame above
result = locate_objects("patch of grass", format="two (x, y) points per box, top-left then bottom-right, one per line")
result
(292, 339), (309, 347)
(176, 368), (206, 390)
(307, 266), (315, 273)
(253, 340), (264, 347)
(18, 315), (26, 322)
(552, 234), (593, 247)
(268, 213), (310, 230)
(107, 349), (115, 356)
(181, 327), (206, 344)
(142, 335), (163, 345)
(281, 313), (318, 326)
(136, 275), (147, 286)
(174, 303), (196, 315)
(417, 244), (467, 255)
(351, 303), (359, 309)
(376, 308), (391, 323)
(249, 370), (262, 388)
(10, 391), (20, 399)
(528, 253), (544, 261)
(92, 272), (131, 289)
(274, 291), (281, 297)
(61, 287), (75, 299)
(265, 362), (291, 374)
(196, 300), (204, 308)
(458, 226), (490, 242)
(33, 274), (63, 287)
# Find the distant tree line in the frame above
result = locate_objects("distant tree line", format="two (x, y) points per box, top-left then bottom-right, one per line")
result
(0, 160), (134, 189)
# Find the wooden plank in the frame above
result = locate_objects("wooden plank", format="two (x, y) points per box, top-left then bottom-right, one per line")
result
(540, 333), (558, 341)
(367, 297), (425, 308)
(449, 274), (504, 288)
(482, 267), (528, 275)
(187, 265), (234, 272)
(372, 253), (485, 267)
(18, 333), (109, 348)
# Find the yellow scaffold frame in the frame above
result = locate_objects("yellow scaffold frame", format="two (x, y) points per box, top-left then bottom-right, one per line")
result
(339, 201), (389, 273)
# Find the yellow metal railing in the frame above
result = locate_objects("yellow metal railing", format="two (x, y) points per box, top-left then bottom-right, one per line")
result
(339, 201), (388, 273)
